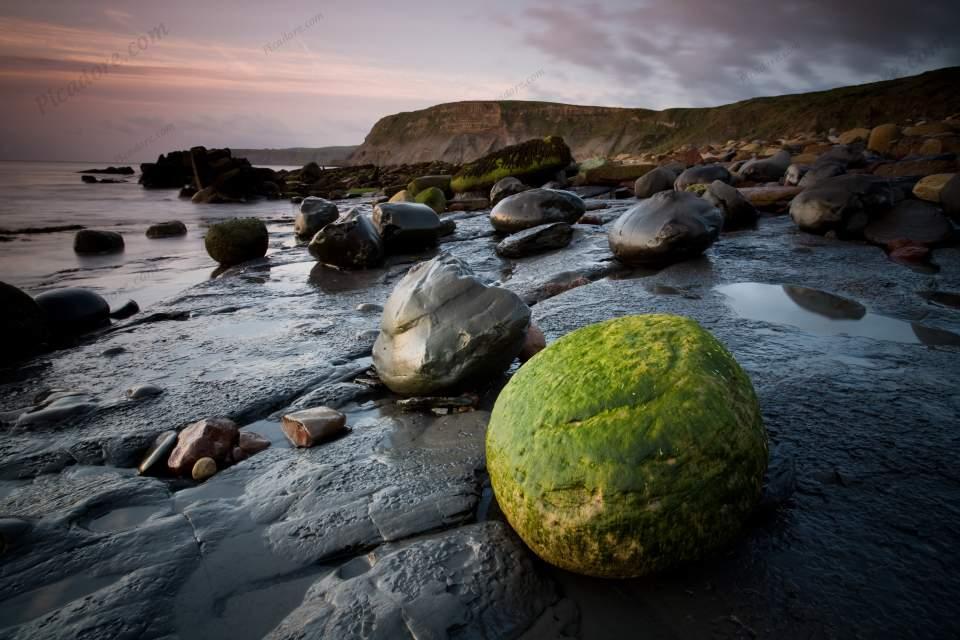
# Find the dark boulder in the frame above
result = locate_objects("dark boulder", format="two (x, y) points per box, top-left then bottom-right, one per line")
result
(789, 175), (905, 237)
(204, 218), (268, 266)
(495, 222), (574, 258)
(608, 190), (722, 266)
(863, 200), (953, 247)
(941, 174), (960, 221)
(490, 189), (585, 234)
(308, 209), (384, 269)
(295, 197), (339, 239)
(145, 221), (187, 238)
(702, 181), (758, 231)
(634, 167), (676, 198)
(0, 281), (48, 362)
(109, 300), (140, 320)
(34, 288), (110, 336)
(674, 164), (732, 190)
(451, 136), (573, 193)
(372, 202), (443, 250)
(74, 229), (124, 254)
(490, 177), (530, 206)
(737, 150), (791, 182)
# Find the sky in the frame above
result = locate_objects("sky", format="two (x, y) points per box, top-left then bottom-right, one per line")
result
(0, 0), (957, 162)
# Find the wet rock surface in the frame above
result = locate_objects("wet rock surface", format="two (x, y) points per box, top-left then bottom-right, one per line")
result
(308, 208), (384, 269)
(490, 188), (586, 233)
(295, 198), (339, 239)
(1, 195), (959, 638)
(609, 190), (722, 265)
(496, 222), (573, 258)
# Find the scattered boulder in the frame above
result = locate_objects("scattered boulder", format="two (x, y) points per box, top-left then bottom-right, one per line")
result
(608, 190), (722, 266)
(912, 173), (956, 202)
(798, 161), (847, 188)
(146, 220), (187, 238)
(674, 164), (732, 190)
(868, 124), (899, 154)
(486, 314), (767, 577)
(702, 181), (758, 231)
(192, 457), (217, 482)
(281, 407), (347, 447)
(784, 164), (809, 186)
(838, 128), (871, 145)
(407, 175), (452, 197)
(295, 198), (339, 239)
(634, 167), (676, 198)
(490, 177), (529, 206)
(373, 254), (531, 395)
(308, 209), (384, 269)
(74, 229), (124, 254)
(167, 417), (239, 476)
(873, 154), (957, 178)
(0, 281), (48, 362)
(137, 430), (178, 474)
(204, 218), (268, 266)
(863, 200), (953, 247)
(789, 175), (901, 237)
(109, 299), (139, 320)
(372, 202), (443, 250)
(737, 150), (791, 182)
(451, 136), (573, 193)
(495, 222), (573, 258)
(126, 384), (163, 400)
(414, 186), (447, 215)
(575, 158), (656, 185)
(34, 288), (110, 336)
(489, 189), (586, 234)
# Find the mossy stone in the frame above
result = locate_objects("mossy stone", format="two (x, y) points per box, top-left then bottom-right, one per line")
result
(451, 136), (572, 193)
(486, 314), (767, 578)
(414, 186), (447, 214)
(204, 218), (268, 266)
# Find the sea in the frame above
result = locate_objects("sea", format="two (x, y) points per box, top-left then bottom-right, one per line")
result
(0, 161), (303, 310)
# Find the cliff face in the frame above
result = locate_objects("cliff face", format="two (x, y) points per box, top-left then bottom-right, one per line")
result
(348, 67), (960, 166)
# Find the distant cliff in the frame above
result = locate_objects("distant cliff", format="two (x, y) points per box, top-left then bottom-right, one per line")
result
(348, 67), (960, 166)
(234, 146), (358, 167)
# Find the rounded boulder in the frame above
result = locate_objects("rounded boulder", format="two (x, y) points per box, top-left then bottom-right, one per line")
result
(204, 218), (268, 266)
(490, 188), (585, 234)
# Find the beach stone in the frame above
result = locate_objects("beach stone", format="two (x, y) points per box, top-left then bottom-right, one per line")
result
(702, 180), (758, 231)
(799, 161), (847, 188)
(138, 430), (177, 474)
(373, 254), (531, 395)
(673, 164), (732, 190)
(889, 242), (931, 264)
(145, 221), (187, 238)
(519, 321), (546, 362)
(15, 391), (100, 429)
(295, 198), (339, 239)
(126, 384), (164, 400)
(308, 209), (384, 269)
(34, 288), (110, 336)
(0, 281), (48, 363)
(608, 190), (722, 266)
(490, 176), (529, 206)
(490, 188), (586, 234)
(191, 457), (217, 481)
(912, 173), (956, 202)
(281, 407), (347, 447)
(495, 222), (573, 258)
(918, 139), (943, 156)
(74, 229), (124, 254)
(868, 124), (899, 154)
(863, 200), (953, 247)
(109, 299), (139, 319)
(737, 150), (791, 182)
(355, 303), (383, 313)
(789, 175), (901, 237)
(388, 189), (414, 203)
(486, 315), (767, 578)
(904, 123), (953, 137)
(873, 154), (957, 178)
(784, 164), (809, 186)
(941, 174), (960, 220)
(407, 175), (451, 196)
(634, 167), (677, 198)
(204, 218), (268, 266)
(413, 186), (447, 215)
(167, 417), (239, 476)
(372, 202), (443, 250)
(238, 430), (271, 455)
(575, 158), (656, 185)
(838, 128), (871, 145)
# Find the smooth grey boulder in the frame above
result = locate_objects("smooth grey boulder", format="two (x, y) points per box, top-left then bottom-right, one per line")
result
(372, 202), (443, 250)
(0, 281), (48, 362)
(296, 197), (339, 239)
(308, 209), (384, 269)
(490, 176), (530, 206)
(702, 180), (758, 231)
(489, 188), (586, 234)
(673, 164), (732, 190)
(495, 222), (573, 258)
(373, 254), (531, 395)
(634, 166), (676, 198)
(798, 160), (847, 188)
(789, 175), (902, 237)
(608, 190), (722, 266)
(74, 229), (124, 254)
(738, 150), (792, 182)
(863, 200), (953, 247)
(266, 522), (568, 640)
(34, 288), (110, 335)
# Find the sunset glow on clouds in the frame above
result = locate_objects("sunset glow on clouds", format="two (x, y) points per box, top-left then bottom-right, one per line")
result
(0, 0), (957, 162)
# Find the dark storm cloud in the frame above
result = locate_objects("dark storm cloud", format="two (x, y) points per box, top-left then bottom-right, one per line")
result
(516, 0), (960, 106)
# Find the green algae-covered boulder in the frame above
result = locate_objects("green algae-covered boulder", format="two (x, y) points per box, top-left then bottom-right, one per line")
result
(407, 175), (452, 197)
(486, 314), (767, 578)
(451, 136), (573, 194)
(204, 217), (268, 266)
(414, 186), (447, 215)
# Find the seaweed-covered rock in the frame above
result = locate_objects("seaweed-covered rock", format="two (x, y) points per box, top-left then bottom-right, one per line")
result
(204, 218), (268, 266)
(0, 281), (48, 362)
(388, 189), (415, 203)
(451, 136), (573, 193)
(373, 254), (530, 395)
(414, 186), (447, 215)
(495, 222), (573, 258)
(634, 167), (676, 198)
(74, 229), (124, 254)
(702, 181), (758, 231)
(673, 164), (732, 190)
(490, 189), (586, 234)
(145, 221), (187, 239)
(609, 190), (722, 265)
(308, 209), (384, 269)
(372, 202), (443, 250)
(407, 175), (452, 197)
(486, 314), (768, 578)
(295, 198), (339, 239)
(34, 288), (110, 336)
(490, 177), (530, 206)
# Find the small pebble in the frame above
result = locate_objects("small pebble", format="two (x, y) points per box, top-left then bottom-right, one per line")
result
(192, 457), (217, 481)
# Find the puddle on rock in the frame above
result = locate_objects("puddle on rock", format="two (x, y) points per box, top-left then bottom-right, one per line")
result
(0, 574), (118, 627)
(920, 291), (960, 310)
(717, 283), (960, 346)
(85, 503), (171, 533)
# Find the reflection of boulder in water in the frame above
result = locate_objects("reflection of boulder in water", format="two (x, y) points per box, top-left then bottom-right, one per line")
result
(782, 285), (866, 320)
(308, 262), (385, 293)
(920, 291), (960, 310)
(911, 323), (960, 347)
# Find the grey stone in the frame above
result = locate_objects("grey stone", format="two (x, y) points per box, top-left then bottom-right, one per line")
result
(74, 229), (124, 254)
(35, 288), (110, 336)
(634, 166), (676, 198)
(790, 175), (903, 237)
(609, 190), (722, 265)
(863, 200), (954, 247)
(673, 164), (732, 190)
(496, 222), (573, 258)
(702, 180), (758, 231)
(490, 176), (530, 206)
(308, 209), (384, 269)
(372, 202), (443, 250)
(490, 188), (585, 233)
(296, 198), (339, 239)
(738, 150), (791, 182)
